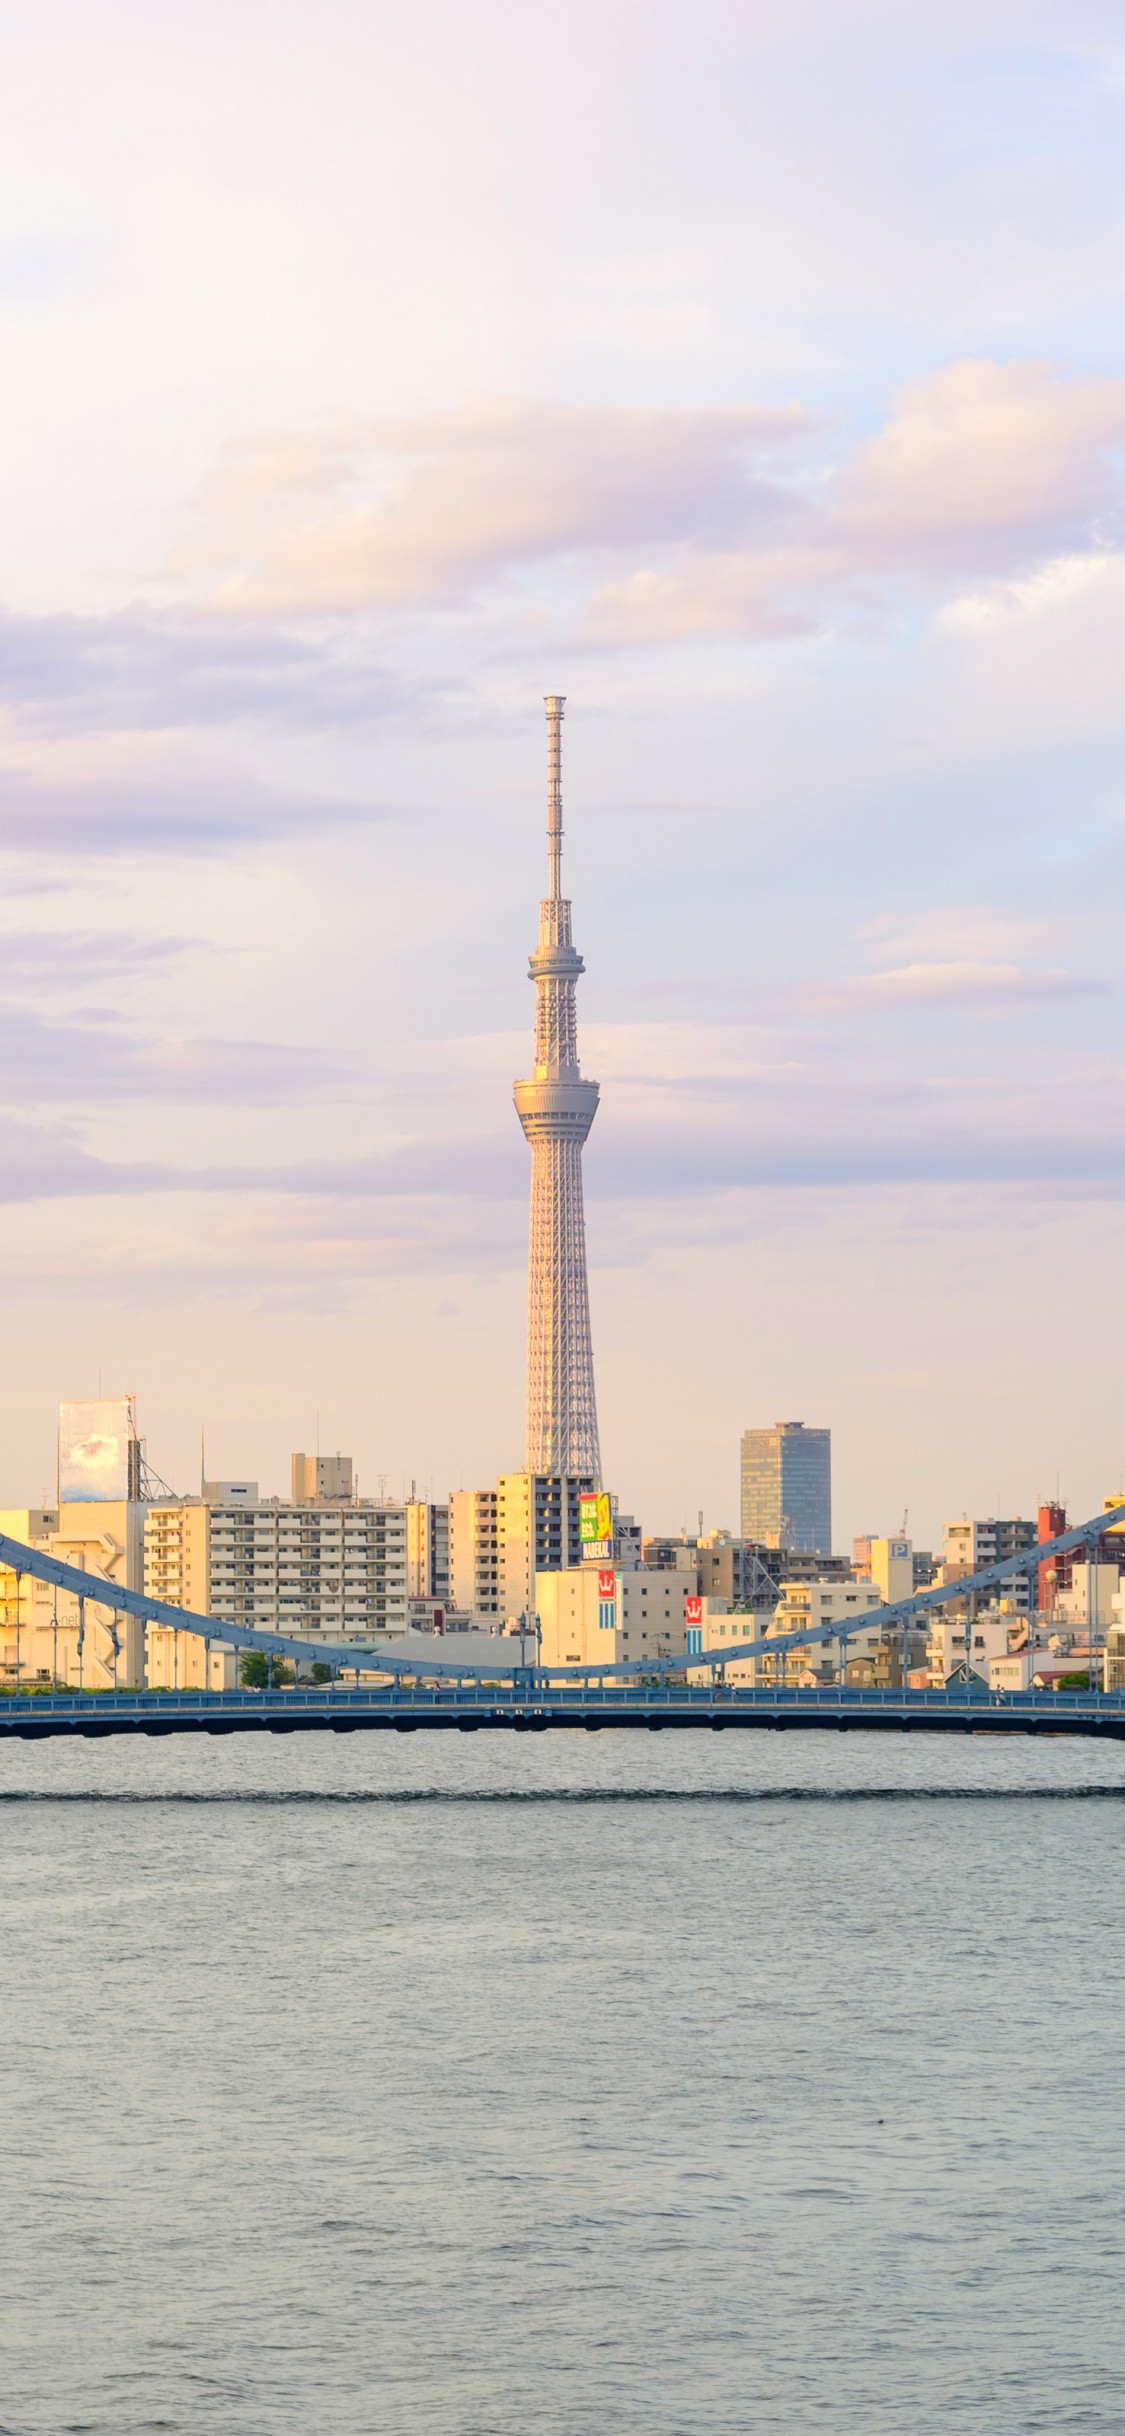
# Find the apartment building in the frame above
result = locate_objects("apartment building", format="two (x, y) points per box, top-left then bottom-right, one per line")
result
(449, 1489), (499, 1617)
(406, 1498), (451, 1602)
(496, 1471), (597, 1619)
(144, 1484), (409, 1645)
(943, 1517), (1036, 1613)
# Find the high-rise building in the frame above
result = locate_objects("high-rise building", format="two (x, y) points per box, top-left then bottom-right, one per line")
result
(496, 1470), (596, 1620)
(448, 1489), (499, 1617)
(513, 697), (601, 1480)
(740, 1422), (832, 1554)
(406, 1498), (450, 1602)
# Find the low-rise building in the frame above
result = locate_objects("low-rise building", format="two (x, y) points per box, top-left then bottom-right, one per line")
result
(536, 1566), (691, 1669)
(1105, 1612), (1125, 1691)
(927, 1609), (1021, 1686)
(3, 1502), (148, 1688)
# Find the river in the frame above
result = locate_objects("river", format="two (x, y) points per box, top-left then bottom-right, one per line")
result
(3, 1727), (1124, 2433)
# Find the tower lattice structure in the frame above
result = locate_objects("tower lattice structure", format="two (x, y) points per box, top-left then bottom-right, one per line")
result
(513, 697), (602, 1481)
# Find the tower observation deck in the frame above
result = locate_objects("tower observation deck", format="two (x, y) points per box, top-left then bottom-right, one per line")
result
(513, 697), (602, 1481)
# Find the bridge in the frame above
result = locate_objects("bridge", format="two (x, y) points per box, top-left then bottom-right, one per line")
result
(2, 1680), (1125, 1739)
(0, 1499), (1123, 1738)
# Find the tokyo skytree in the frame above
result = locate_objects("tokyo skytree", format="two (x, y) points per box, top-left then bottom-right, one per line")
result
(513, 697), (602, 1481)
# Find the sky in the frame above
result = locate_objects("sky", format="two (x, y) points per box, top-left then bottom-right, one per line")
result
(2, 0), (1125, 1549)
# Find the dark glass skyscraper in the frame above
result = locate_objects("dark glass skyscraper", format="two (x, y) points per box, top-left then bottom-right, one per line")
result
(741, 1422), (831, 1554)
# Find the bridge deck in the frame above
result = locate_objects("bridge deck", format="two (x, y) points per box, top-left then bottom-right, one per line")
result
(2, 1685), (1125, 1738)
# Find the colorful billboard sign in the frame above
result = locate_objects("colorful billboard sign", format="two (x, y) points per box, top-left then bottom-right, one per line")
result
(59, 1399), (132, 1503)
(598, 1568), (616, 1599)
(579, 1491), (612, 1545)
(685, 1596), (702, 1627)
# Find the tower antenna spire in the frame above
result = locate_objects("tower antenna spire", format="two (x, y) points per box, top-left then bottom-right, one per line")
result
(545, 692), (565, 900)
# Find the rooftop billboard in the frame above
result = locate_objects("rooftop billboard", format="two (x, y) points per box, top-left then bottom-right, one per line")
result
(579, 1491), (612, 1546)
(59, 1399), (133, 1503)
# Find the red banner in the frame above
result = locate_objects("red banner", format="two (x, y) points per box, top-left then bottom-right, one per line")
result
(598, 1568), (616, 1598)
(685, 1595), (703, 1625)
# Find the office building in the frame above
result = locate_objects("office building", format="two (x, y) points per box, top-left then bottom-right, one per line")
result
(740, 1423), (832, 1554)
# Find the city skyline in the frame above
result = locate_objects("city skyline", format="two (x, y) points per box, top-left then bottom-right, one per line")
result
(0, 5), (1123, 1545)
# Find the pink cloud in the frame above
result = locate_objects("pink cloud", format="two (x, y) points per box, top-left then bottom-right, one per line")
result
(818, 961), (1104, 1012)
(177, 363), (1125, 643)
(593, 360), (1125, 638)
(181, 396), (809, 614)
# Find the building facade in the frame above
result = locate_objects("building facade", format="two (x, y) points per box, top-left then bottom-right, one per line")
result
(740, 1423), (832, 1554)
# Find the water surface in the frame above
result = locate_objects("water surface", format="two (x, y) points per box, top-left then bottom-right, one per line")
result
(3, 1729), (1124, 2434)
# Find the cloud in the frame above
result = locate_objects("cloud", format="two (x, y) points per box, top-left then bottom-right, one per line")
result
(0, 1004), (349, 1105)
(0, 740), (383, 857)
(808, 961), (1103, 1012)
(0, 609), (410, 739)
(594, 360), (1125, 639)
(173, 365), (1125, 646)
(179, 396), (811, 614)
(0, 929), (199, 989)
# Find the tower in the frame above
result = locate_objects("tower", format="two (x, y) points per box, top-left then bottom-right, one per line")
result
(513, 697), (602, 1481)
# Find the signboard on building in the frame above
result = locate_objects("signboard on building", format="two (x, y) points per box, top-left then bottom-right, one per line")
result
(685, 1595), (702, 1627)
(580, 1491), (612, 1545)
(59, 1399), (133, 1503)
(598, 1568), (616, 1599)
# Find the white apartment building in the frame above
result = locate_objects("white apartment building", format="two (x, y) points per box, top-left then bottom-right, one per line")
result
(144, 1490), (409, 1646)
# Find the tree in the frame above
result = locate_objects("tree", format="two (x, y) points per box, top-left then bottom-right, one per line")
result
(1056, 1670), (1091, 1691)
(310, 1662), (332, 1684)
(239, 1652), (293, 1689)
